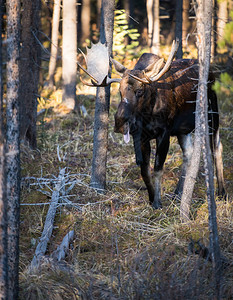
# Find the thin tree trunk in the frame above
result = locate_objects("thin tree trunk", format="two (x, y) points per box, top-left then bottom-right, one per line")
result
(0, 0), (8, 297)
(80, 0), (91, 45)
(199, 0), (221, 296)
(152, 0), (160, 54)
(175, 0), (183, 58)
(90, 0), (114, 191)
(48, 0), (61, 88)
(124, 0), (130, 44)
(62, 0), (78, 110)
(96, 0), (101, 30)
(211, 0), (217, 60)
(124, 0), (135, 38)
(217, 0), (228, 41)
(182, 0), (190, 42)
(6, 0), (21, 298)
(203, 116), (221, 298)
(147, 0), (160, 54)
(147, 0), (153, 50)
(19, 0), (41, 149)
(180, 123), (203, 221)
(180, 0), (208, 222)
(181, 4), (221, 294)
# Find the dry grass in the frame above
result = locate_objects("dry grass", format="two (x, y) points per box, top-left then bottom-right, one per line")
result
(19, 80), (233, 299)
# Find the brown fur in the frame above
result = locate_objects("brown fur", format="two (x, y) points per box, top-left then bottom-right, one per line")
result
(113, 55), (226, 208)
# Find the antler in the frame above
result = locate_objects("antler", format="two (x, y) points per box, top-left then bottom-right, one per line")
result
(77, 42), (121, 87)
(150, 39), (179, 81)
(129, 39), (179, 84)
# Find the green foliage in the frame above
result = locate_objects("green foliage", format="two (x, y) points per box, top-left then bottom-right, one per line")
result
(213, 72), (233, 96)
(113, 9), (140, 60)
(214, 10), (233, 99)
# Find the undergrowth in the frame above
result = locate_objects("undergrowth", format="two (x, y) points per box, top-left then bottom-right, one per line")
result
(19, 77), (233, 299)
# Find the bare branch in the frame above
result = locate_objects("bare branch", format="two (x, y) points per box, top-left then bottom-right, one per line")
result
(29, 168), (66, 271)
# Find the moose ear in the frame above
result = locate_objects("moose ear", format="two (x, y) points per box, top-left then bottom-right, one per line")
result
(111, 58), (127, 75)
(144, 58), (164, 78)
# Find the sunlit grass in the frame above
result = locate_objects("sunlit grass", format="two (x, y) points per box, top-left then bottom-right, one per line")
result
(19, 70), (233, 299)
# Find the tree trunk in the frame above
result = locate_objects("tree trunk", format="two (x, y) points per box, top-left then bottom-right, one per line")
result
(124, 0), (135, 28)
(96, 0), (101, 30)
(152, 0), (160, 54)
(180, 3), (221, 295)
(147, 0), (160, 54)
(124, 0), (135, 31)
(182, 0), (190, 43)
(203, 113), (221, 298)
(62, 0), (78, 110)
(80, 0), (91, 45)
(6, 0), (21, 298)
(48, 0), (61, 88)
(180, 0), (209, 221)
(175, 0), (183, 58)
(90, 0), (114, 191)
(0, 1), (8, 297)
(211, 0), (217, 60)
(0, 123), (7, 299)
(147, 0), (153, 49)
(180, 122), (203, 221)
(217, 0), (228, 42)
(198, 0), (221, 296)
(19, 0), (41, 149)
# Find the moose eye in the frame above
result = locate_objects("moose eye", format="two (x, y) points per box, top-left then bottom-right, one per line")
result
(136, 89), (143, 97)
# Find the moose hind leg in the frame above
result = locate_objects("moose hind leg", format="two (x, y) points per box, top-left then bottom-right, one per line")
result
(175, 134), (193, 198)
(153, 170), (163, 209)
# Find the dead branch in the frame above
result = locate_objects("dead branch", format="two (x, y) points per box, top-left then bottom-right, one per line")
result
(29, 168), (66, 271)
(51, 230), (75, 261)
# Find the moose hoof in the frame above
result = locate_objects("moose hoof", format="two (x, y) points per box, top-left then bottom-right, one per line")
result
(151, 200), (162, 210)
(136, 158), (143, 166)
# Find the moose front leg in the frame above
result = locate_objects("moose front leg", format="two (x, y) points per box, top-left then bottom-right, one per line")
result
(153, 133), (170, 209)
(133, 131), (143, 165)
(132, 117), (143, 165)
(140, 141), (155, 205)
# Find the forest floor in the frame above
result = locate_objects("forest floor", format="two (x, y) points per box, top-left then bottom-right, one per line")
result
(19, 79), (233, 299)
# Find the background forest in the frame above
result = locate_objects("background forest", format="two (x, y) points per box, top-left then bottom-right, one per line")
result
(0, 0), (233, 299)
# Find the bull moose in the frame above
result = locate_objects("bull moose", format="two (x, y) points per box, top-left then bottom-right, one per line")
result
(78, 40), (226, 209)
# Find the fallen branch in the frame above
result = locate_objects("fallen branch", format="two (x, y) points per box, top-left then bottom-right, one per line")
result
(52, 230), (75, 261)
(29, 168), (66, 271)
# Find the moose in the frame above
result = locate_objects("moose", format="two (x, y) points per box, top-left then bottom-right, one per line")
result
(78, 41), (226, 209)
